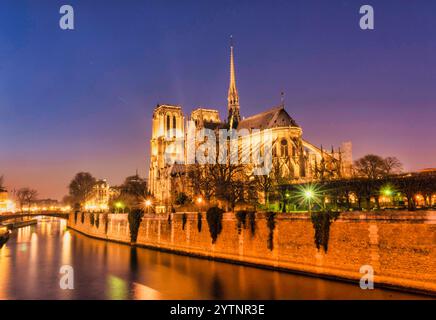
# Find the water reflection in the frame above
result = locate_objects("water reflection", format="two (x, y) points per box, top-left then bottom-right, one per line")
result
(0, 217), (430, 300)
(107, 275), (128, 300)
(62, 231), (71, 265)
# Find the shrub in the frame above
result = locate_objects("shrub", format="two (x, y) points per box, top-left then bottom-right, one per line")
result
(235, 211), (248, 234)
(197, 212), (202, 233)
(103, 213), (109, 234)
(206, 207), (224, 244)
(248, 211), (256, 237)
(128, 209), (144, 243)
(311, 211), (340, 252)
(182, 213), (187, 230)
(266, 212), (276, 250)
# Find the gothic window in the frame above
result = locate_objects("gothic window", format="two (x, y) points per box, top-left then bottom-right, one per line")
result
(166, 115), (170, 137)
(281, 139), (288, 157)
(272, 144), (277, 157)
(173, 115), (177, 137)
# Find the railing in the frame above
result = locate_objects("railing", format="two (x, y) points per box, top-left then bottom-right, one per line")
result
(0, 212), (70, 223)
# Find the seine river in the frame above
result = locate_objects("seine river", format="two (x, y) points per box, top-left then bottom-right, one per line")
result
(0, 217), (428, 300)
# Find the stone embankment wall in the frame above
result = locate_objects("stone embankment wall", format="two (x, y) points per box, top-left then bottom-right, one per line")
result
(67, 211), (436, 295)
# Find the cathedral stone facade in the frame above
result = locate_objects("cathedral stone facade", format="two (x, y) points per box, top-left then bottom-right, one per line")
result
(148, 42), (352, 209)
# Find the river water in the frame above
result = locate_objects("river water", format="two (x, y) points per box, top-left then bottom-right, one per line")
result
(0, 216), (429, 300)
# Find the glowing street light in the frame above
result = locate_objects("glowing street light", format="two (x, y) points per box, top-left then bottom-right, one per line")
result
(196, 196), (204, 213)
(303, 189), (314, 213)
(295, 183), (321, 214)
(382, 187), (393, 196)
(115, 201), (124, 213)
(304, 190), (313, 199)
(381, 185), (395, 206)
(144, 199), (152, 214)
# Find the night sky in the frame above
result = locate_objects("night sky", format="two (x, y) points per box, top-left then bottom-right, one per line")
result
(1, 0), (435, 199)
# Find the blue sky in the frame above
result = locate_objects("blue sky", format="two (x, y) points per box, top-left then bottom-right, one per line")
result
(1, 0), (435, 199)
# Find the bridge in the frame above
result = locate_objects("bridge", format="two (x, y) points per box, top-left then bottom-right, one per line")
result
(0, 212), (70, 223)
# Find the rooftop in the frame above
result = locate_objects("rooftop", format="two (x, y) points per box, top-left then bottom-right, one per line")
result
(237, 105), (299, 131)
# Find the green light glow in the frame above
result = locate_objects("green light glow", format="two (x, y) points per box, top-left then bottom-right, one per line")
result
(295, 183), (323, 210)
(384, 189), (392, 196)
(381, 185), (394, 197)
(107, 275), (128, 300)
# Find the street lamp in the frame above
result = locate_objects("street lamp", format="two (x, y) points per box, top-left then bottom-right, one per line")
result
(145, 199), (152, 214)
(304, 189), (314, 213)
(115, 201), (123, 214)
(283, 192), (291, 212)
(196, 196), (203, 212)
(382, 188), (393, 196)
(381, 185), (395, 207)
(296, 184), (320, 214)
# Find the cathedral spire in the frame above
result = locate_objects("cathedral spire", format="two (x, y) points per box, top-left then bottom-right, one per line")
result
(228, 35), (240, 129)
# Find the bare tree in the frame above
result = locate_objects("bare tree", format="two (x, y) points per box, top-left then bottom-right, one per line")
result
(110, 174), (149, 212)
(121, 174), (148, 199)
(187, 164), (215, 201)
(16, 188), (38, 212)
(354, 154), (404, 179)
(251, 173), (274, 206)
(354, 154), (387, 179)
(383, 157), (403, 175)
(210, 162), (246, 210)
(68, 172), (96, 208)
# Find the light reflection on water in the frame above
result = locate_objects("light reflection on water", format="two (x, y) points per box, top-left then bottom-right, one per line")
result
(0, 217), (430, 300)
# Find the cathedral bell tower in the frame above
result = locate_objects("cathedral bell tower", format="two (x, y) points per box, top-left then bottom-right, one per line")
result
(227, 36), (240, 129)
(148, 104), (185, 202)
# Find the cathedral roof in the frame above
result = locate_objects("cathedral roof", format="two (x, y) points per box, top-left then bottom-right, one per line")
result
(237, 106), (299, 131)
(202, 121), (227, 131)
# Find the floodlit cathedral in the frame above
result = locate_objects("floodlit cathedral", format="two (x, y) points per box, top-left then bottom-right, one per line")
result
(148, 40), (353, 208)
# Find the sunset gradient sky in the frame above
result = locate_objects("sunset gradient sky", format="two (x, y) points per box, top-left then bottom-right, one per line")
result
(1, 0), (436, 199)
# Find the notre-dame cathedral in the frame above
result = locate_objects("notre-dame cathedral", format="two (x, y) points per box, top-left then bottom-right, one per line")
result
(148, 41), (352, 209)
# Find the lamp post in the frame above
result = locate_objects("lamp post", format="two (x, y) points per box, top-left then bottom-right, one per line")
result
(381, 186), (394, 207)
(284, 192), (290, 213)
(304, 190), (314, 214)
(196, 196), (203, 213)
(115, 202), (123, 214)
(145, 199), (152, 214)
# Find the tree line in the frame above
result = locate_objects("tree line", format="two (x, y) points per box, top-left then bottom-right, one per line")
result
(1, 174), (39, 212)
(278, 155), (435, 212)
(181, 153), (435, 212)
(65, 172), (148, 213)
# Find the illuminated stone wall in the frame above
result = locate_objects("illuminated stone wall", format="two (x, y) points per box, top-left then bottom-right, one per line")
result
(68, 211), (436, 295)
